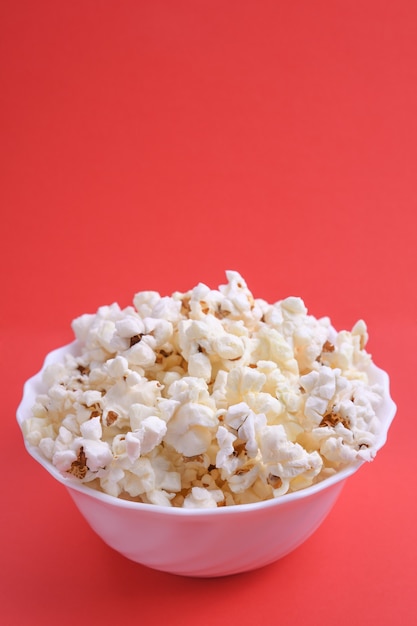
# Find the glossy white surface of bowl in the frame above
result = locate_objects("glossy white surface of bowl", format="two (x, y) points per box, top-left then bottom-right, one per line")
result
(17, 342), (396, 577)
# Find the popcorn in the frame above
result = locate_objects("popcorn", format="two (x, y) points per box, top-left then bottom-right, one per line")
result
(164, 402), (217, 456)
(24, 271), (385, 508)
(183, 486), (224, 509)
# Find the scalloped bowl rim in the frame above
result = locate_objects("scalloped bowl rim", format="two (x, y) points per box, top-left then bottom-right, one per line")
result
(17, 340), (397, 518)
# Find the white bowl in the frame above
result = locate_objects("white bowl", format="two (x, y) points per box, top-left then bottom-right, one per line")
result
(17, 342), (396, 577)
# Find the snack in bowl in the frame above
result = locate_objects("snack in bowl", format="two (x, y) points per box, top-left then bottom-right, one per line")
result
(17, 271), (396, 575)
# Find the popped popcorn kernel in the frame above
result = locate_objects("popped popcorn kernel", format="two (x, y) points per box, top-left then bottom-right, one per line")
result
(23, 271), (385, 508)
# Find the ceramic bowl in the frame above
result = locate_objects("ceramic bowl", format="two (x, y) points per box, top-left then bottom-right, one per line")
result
(17, 342), (396, 577)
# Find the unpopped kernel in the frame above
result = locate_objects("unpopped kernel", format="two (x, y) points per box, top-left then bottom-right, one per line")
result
(23, 271), (384, 507)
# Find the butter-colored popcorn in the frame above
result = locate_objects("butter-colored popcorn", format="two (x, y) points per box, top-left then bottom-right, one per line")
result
(24, 271), (385, 508)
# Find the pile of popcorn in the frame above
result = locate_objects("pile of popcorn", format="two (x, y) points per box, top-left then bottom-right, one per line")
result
(23, 271), (384, 508)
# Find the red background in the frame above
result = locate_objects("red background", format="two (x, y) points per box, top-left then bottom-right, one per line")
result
(1, 1), (416, 624)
